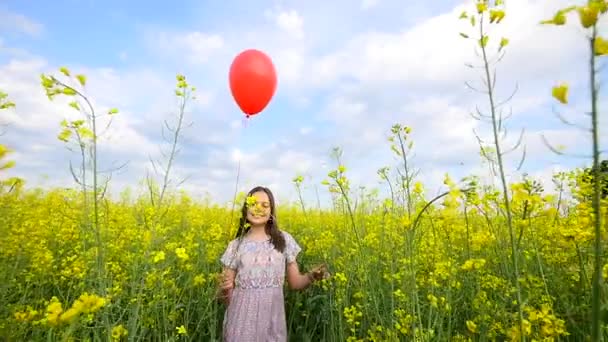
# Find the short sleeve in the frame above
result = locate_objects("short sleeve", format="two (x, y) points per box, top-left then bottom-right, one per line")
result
(282, 231), (302, 264)
(220, 239), (239, 269)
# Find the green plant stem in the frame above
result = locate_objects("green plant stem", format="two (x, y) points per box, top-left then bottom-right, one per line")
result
(158, 91), (188, 210)
(589, 23), (603, 342)
(296, 183), (307, 217)
(396, 134), (413, 218)
(478, 15), (524, 341)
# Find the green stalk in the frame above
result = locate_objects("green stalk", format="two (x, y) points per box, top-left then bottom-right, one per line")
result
(589, 23), (603, 342)
(478, 15), (524, 340)
(396, 133), (413, 218)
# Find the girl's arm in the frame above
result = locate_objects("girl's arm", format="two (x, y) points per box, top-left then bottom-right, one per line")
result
(286, 262), (327, 290)
(218, 267), (236, 304)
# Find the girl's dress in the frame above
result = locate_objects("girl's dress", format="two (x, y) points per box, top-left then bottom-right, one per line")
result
(220, 230), (302, 342)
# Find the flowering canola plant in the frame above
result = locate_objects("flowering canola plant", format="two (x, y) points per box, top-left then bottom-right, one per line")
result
(1, 133), (605, 341)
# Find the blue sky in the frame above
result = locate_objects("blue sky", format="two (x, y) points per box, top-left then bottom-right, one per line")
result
(0, 0), (606, 206)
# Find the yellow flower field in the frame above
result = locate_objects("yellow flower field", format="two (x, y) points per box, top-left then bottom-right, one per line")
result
(0, 147), (606, 341)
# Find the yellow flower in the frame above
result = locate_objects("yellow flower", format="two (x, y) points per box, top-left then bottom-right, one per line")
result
(540, 7), (576, 25)
(499, 37), (509, 51)
(0, 144), (12, 158)
(413, 181), (424, 194)
(153, 251), (165, 263)
(466, 320), (478, 333)
(45, 297), (63, 327)
(427, 294), (439, 308)
(334, 272), (348, 284)
(59, 307), (80, 324)
(175, 247), (189, 261)
(77, 293), (106, 313)
(594, 0), (608, 14)
(552, 83), (568, 104)
(476, 1), (488, 13)
(595, 37), (608, 56)
(489, 9), (505, 23)
(246, 195), (257, 207)
(578, 5), (599, 28)
(112, 325), (128, 341)
(461, 258), (487, 271)
(176, 325), (188, 335)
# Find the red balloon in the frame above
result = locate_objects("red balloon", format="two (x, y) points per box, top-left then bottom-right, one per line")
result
(229, 49), (277, 117)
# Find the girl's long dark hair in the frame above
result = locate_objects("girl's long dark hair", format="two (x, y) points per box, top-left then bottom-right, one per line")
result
(234, 186), (286, 253)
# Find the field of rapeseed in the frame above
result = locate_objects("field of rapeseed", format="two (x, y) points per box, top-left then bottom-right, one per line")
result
(1, 1), (608, 341)
(0, 146), (606, 341)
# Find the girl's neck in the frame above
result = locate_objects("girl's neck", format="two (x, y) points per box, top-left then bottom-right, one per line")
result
(246, 225), (268, 240)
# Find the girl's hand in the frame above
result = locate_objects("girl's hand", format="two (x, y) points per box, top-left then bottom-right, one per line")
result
(221, 274), (234, 291)
(308, 263), (330, 282)
(217, 269), (235, 304)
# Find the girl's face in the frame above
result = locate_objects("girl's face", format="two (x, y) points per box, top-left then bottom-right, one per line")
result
(246, 191), (272, 227)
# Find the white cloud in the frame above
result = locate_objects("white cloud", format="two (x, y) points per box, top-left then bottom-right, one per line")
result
(2, 0), (604, 207)
(275, 10), (305, 39)
(292, 0), (601, 194)
(0, 10), (43, 37)
(309, 0), (587, 90)
(300, 127), (312, 135)
(361, 0), (380, 10)
(152, 31), (224, 65)
(277, 150), (313, 174)
(0, 54), (222, 198)
(0, 38), (32, 58)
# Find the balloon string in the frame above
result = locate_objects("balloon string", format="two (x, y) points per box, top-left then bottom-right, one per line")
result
(232, 114), (248, 211)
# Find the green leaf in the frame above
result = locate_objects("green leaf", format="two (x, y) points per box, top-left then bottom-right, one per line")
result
(0, 160), (16, 170)
(40, 74), (54, 89)
(479, 35), (489, 48)
(76, 74), (87, 86)
(391, 145), (401, 156)
(69, 101), (80, 111)
(460, 32), (470, 38)
(108, 108), (119, 115)
(77, 127), (94, 140)
(0, 101), (15, 110)
(60, 67), (70, 77)
(72, 119), (85, 127)
(58, 129), (72, 142)
(499, 37), (509, 51)
(62, 88), (77, 96)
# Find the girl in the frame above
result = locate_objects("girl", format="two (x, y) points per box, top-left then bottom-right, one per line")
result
(218, 186), (328, 341)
